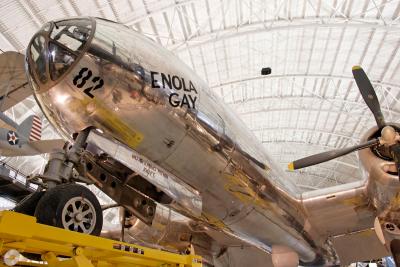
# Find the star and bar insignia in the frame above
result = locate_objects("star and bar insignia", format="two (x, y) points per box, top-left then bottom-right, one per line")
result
(7, 131), (19, 145)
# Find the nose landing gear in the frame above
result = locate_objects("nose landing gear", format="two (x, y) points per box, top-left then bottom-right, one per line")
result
(13, 128), (103, 236)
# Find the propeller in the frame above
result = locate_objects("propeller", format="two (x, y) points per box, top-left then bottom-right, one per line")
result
(288, 66), (399, 171)
(352, 66), (386, 129)
(288, 139), (379, 171)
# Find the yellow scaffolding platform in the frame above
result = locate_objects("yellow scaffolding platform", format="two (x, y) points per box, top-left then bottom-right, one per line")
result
(0, 211), (202, 267)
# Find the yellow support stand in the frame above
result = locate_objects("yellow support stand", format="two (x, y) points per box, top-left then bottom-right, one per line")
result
(0, 211), (202, 267)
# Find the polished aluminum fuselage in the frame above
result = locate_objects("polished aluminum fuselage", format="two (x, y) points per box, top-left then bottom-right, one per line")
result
(27, 17), (400, 265)
(28, 18), (318, 263)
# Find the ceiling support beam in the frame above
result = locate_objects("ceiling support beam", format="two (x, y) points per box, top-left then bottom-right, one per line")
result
(210, 73), (400, 90)
(171, 17), (400, 51)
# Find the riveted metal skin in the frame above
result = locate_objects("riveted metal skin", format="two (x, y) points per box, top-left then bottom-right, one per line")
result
(24, 17), (400, 266)
(25, 17), (318, 264)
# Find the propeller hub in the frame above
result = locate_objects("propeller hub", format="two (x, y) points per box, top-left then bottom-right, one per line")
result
(381, 126), (400, 146)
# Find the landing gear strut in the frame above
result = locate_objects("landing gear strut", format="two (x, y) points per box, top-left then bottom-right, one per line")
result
(14, 128), (103, 236)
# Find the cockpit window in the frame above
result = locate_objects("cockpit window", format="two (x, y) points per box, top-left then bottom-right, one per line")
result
(27, 18), (93, 87)
(49, 42), (76, 81)
(50, 19), (91, 52)
(30, 35), (48, 83)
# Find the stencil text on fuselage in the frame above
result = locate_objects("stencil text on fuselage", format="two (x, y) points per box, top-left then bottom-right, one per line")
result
(150, 71), (198, 109)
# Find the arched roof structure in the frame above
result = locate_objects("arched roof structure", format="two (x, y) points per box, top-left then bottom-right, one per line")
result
(1, 0), (400, 191)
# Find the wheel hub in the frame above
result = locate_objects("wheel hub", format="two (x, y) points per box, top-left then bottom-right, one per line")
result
(75, 213), (83, 222)
(61, 196), (97, 233)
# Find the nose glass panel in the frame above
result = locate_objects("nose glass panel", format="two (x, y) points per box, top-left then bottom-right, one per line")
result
(29, 35), (48, 84)
(50, 19), (92, 53)
(48, 42), (76, 81)
(27, 18), (93, 89)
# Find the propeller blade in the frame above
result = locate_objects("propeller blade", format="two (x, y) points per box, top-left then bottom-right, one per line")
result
(352, 66), (386, 128)
(288, 139), (379, 170)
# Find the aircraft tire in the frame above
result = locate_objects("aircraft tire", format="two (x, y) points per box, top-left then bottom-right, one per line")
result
(13, 191), (45, 216)
(34, 184), (103, 236)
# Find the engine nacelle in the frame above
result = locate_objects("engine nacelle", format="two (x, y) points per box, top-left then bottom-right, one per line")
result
(359, 125), (400, 254)
(359, 126), (400, 214)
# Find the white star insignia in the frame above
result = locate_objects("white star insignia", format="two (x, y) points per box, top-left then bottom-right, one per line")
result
(7, 131), (19, 145)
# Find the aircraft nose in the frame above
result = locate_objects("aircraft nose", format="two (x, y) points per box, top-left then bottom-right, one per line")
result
(26, 18), (93, 91)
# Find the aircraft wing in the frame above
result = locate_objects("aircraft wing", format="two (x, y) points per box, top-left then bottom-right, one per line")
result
(301, 181), (389, 264)
(0, 51), (32, 112)
(0, 118), (14, 131)
(0, 139), (65, 157)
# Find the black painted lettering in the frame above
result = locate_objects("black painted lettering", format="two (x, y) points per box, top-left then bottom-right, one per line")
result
(161, 73), (172, 89)
(180, 94), (190, 108)
(189, 81), (198, 94)
(151, 71), (160, 88)
(188, 95), (197, 109)
(172, 75), (182, 90)
(182, 78), (190, 92)
(73, 67), (104, 98)
(169, 93), (180, 107)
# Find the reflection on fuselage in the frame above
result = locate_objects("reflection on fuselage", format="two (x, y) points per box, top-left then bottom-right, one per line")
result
(26, 17), (319, 264)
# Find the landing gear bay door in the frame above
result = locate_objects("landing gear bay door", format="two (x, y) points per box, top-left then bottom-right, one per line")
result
(86, 131), (202, 216)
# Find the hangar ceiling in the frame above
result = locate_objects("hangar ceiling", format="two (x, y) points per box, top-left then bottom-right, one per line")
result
(0, 0), (400, 191)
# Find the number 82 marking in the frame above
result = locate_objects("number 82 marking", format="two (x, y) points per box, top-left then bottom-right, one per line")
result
(73, 67), (104, 98)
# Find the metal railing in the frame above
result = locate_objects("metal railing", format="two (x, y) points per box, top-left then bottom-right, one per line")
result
(0, 161), (38, 192)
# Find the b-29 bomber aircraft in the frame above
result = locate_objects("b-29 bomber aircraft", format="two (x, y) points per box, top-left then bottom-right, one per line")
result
(4, 17), (400, 266)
